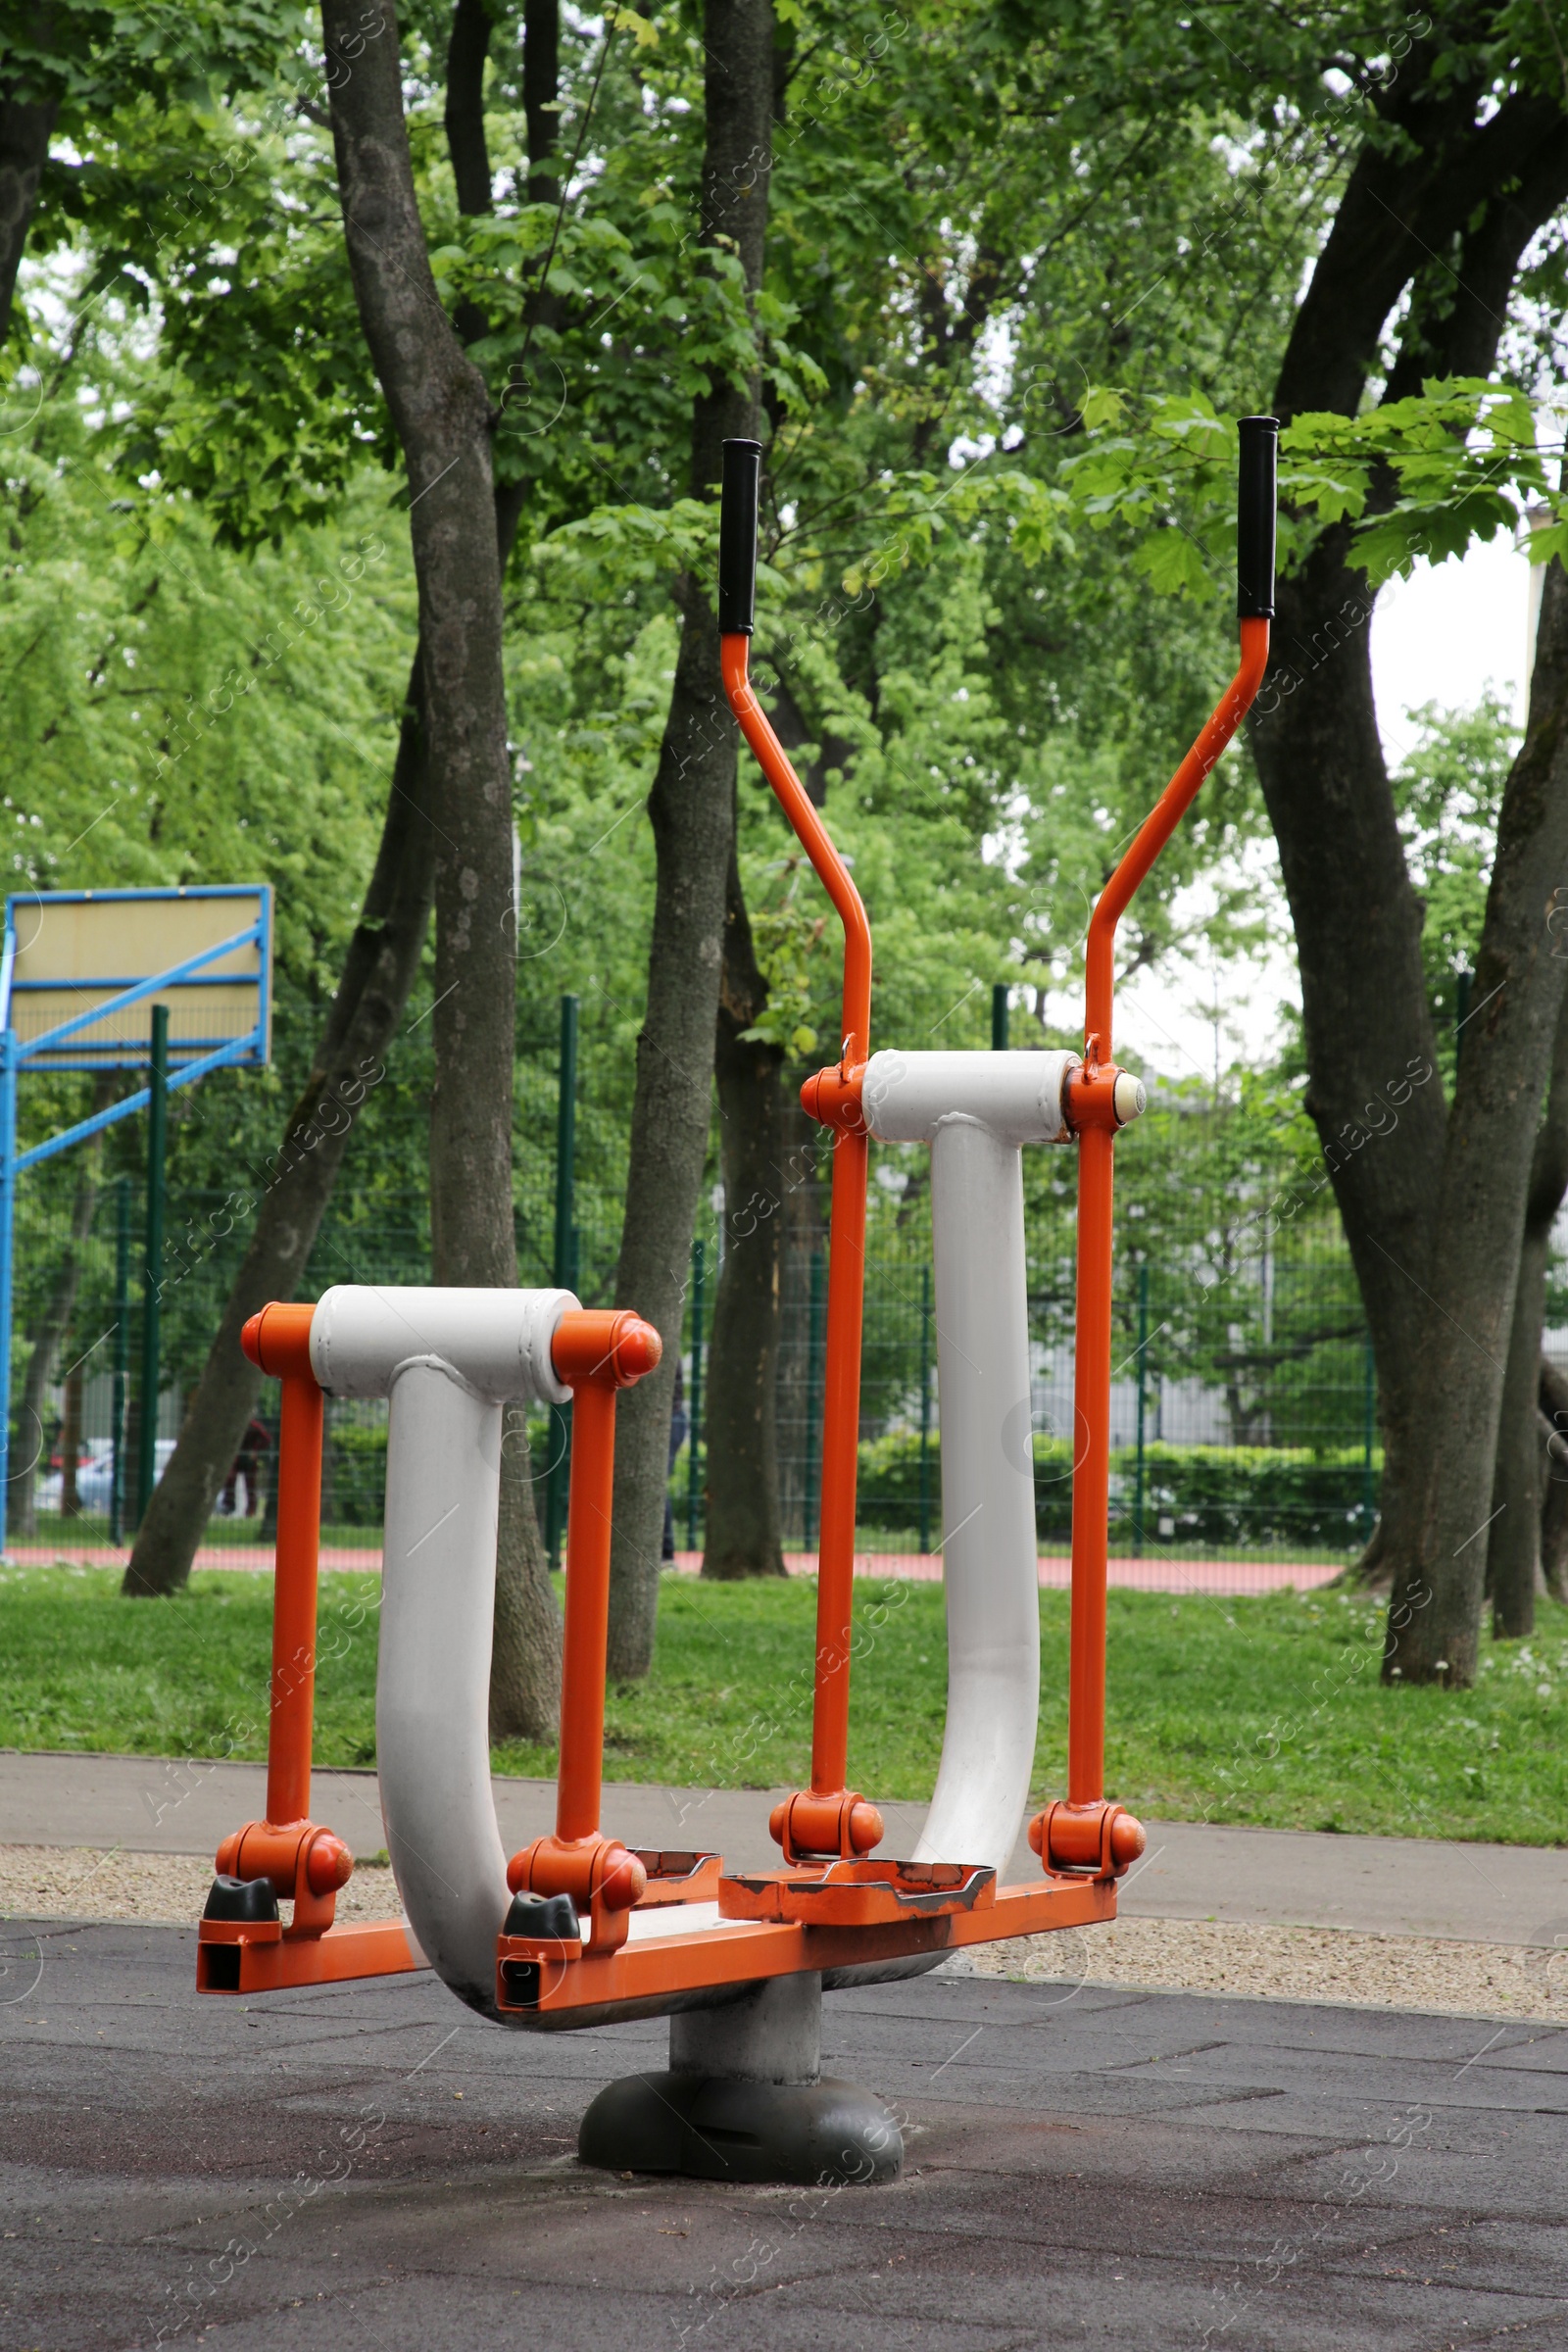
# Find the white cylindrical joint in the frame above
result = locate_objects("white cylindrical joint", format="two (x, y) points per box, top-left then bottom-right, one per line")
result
(309, 1286), (577, 1404)
(1113, 1072), (1147, 1126)
(861, 1049), (1077, 1148)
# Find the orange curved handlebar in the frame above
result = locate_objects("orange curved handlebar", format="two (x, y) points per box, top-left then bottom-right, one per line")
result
(1084, 617), (1270, 1050)
(720, 629), (871, 1812)
(1068, 616), (1270, 1807)
(720, 634), (872, 1069)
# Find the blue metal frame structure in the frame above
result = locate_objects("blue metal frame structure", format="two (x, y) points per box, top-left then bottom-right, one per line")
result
(0, 886), (271, 1551)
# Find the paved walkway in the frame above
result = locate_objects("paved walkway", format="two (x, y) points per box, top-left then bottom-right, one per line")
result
(5, 1541), (1346, 1594)
(4, 1749), (1563, 1945)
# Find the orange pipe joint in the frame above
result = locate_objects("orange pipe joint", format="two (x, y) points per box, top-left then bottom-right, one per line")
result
(799, 1061), (867, 1132)
(1028, 1800), (1147, 1881)
(768, 1789), (884, 1865)
(215, 1819), (353, 1937)
(1064, 1049), (1147, 1136)
(550, 1305), (662, 1396)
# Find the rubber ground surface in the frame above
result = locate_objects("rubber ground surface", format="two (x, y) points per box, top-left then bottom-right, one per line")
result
(2, 1919), (1564, 2349)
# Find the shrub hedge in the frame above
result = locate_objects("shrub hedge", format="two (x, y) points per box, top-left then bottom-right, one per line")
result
(857, 1430), (1374, 1549)
(322, 1420), (1376, 1551)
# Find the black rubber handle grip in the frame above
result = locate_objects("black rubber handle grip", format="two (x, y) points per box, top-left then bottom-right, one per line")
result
(718, 438), (761, 634)
(1237, 415), (1279, 620)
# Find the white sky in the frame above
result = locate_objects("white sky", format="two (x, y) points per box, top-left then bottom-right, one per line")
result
(1112, 532), (1535, 1085)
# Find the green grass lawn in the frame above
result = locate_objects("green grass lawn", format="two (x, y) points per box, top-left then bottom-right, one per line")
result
(1, 1564), (1564, 1846)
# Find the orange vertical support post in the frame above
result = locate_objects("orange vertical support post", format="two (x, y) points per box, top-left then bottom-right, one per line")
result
(555, 1376), (618, 1847)
(504, 1308), (662, 1948)
(242, 1302), (324, 1827)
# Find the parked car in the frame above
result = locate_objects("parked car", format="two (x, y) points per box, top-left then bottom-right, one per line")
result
(35, 1439), (172, 1516)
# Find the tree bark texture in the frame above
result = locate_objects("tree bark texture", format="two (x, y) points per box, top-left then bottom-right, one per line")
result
(1488, 971), (1568, 1635)
(1383, 559), (1568, 1685)
(1542, 1355), (1568, 1603)
(0, 12), (57, 348)
(703, 842), (786, 1576)
(124, 6), (562, 1737)
(522, 0), (561, 201)
(1249, 48), (1568, 1619)
(446, 0), (562, 1737)
(324, 0), (562, 1740)
(606, 0), (775, 1679)
(1250, 525), (1446, 1592)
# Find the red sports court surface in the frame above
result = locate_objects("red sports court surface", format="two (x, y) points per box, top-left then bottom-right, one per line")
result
(8, 1541), (1345, 1595)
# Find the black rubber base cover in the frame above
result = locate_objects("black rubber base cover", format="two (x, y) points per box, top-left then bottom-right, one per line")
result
(578, 2070), (903, 2185)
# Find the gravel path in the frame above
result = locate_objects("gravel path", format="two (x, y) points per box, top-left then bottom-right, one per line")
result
(0, 1841), (401, 1928)
(6, 1842), (1566, 2023)
(963, 1913), (1568, 2022)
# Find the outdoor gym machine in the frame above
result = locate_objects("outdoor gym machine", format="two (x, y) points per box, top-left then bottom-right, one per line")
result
(195, 418), (1277, 2186)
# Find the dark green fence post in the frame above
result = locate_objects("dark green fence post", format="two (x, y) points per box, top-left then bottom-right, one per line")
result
(110, 1174), (130, 1543)
(1133, 1260), (1149, 1557)
(546, 994), (578, 1570)
(803, 1245), (825, 1552)
(135, 1003), (168, 1529)
(1361, 1338), (1377, 1539)
(991, 982), (1009, 1052)
(918, 1262), (933, 1554)
(685, 1237), (705, 1551)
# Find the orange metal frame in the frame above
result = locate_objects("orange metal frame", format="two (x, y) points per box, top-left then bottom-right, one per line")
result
(199, 565), (1266, 2015)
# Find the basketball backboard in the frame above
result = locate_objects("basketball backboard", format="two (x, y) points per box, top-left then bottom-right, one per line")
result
(4, 885), (271, 1070)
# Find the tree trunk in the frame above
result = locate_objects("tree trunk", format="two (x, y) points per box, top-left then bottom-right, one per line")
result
(1382, 558), (1568, 1685)
(123, 661), (438, 1595)
(606, 0), (775, 1678)
(0, 24), (57, 348)
(322, 0), (562, 1740)
(123, 2), (563, 1734)
(1250, 64), (1568, 1607)
(1489, 982), (1568, 1633)
(703, 842), (786, 1577)
(1250, 527), (1446, 1591)
(447, 0), (562, 1735)
(11, 1097), (105, 1537)
(1542, 1357), (1568, 1604)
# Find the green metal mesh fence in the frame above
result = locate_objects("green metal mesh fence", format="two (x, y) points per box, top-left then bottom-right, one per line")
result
(13, 1051), (1558, 1570)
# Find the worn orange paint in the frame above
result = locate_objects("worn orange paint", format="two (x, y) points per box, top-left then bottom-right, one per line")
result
(197, 1918), (422, 1995)
(495, 1874), (1119, 2020)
